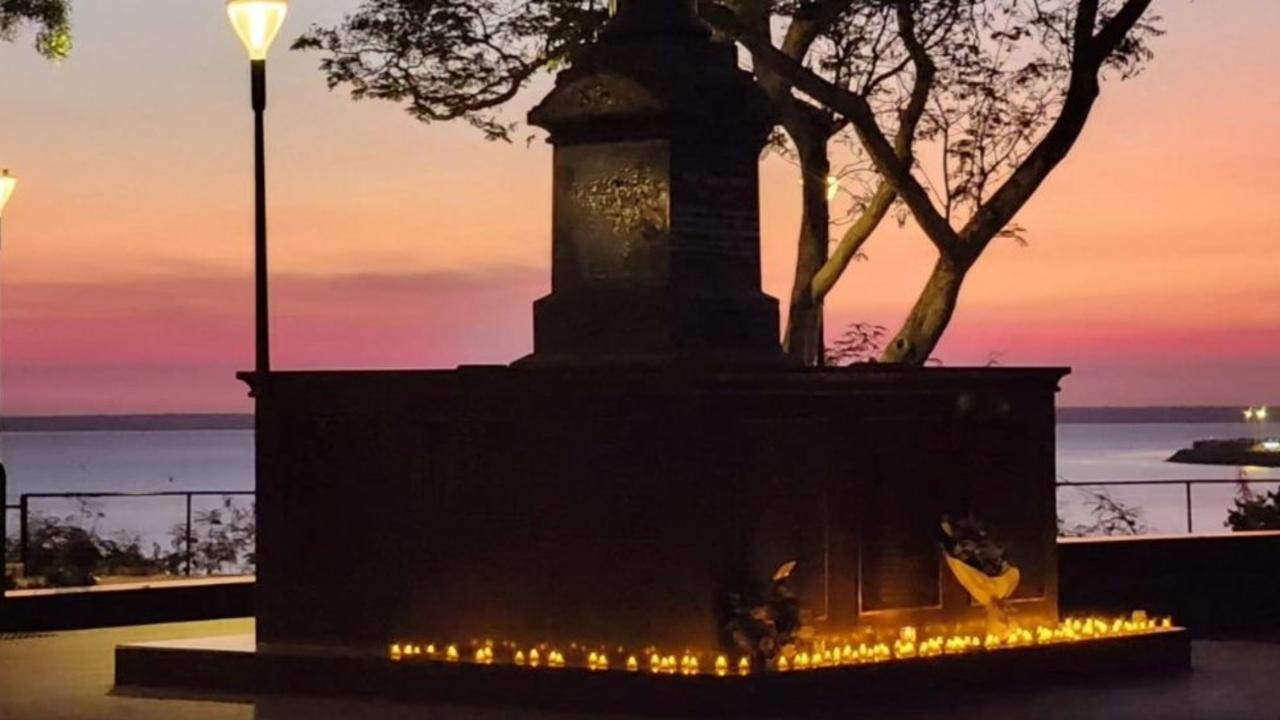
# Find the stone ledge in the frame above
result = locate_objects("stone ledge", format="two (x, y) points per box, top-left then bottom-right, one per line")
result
(115, 629), (1190, 716)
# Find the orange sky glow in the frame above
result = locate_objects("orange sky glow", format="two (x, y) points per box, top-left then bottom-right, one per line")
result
(0, 1), (1277, 414)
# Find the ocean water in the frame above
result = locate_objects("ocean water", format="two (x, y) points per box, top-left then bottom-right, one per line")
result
(1056, 422), (1280, 534)
(1, 430), (254, 555)
(3, 424), (1278, 549)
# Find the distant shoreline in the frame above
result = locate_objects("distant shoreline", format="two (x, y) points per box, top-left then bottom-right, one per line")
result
(0, 406), (1268, 432)
(2, 414), (254, 432)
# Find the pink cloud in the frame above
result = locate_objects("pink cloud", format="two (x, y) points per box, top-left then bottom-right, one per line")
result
(1, 267), (546, 414)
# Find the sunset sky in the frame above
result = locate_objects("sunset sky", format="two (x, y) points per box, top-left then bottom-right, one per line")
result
(0, 1), (1276, 414)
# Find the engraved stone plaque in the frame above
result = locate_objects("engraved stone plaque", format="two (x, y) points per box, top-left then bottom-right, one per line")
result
(553, 141), (670, 289)
(860, 475), (942, 612)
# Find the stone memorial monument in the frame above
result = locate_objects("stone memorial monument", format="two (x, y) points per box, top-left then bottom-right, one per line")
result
(116, 4), (1189, 712)
(523, 0), (779, 363)
(242, 0), (1065, 657)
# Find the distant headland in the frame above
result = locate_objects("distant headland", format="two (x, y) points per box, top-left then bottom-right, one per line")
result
(0, 406), (1269, 432)
(1, 414), (254, 432)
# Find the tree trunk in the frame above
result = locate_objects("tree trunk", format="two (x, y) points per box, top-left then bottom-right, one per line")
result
(881, 255), (968, 365)
(782, 134), (831, 366)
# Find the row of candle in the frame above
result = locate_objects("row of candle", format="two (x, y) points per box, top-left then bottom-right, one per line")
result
(388, 613), (1175, 675)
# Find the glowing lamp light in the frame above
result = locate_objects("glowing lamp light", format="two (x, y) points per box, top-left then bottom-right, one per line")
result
(226, 0), (289, 60)
(825, 175), (840, 201)
(714, 655), (729, 677)
(1257, 407), (1269, 422)
(0, 170), (16, 218)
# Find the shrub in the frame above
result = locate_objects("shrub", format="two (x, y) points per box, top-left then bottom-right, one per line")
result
(1226, 486), (1280, 531)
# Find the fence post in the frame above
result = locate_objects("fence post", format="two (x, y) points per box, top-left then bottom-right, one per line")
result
(19, 494), (28, 571)
(185, 493), (193, 576)
(1185, 482), (1193, 534)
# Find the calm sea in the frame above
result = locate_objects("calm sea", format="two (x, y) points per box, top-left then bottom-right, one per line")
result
(3, 424), (1278, 546)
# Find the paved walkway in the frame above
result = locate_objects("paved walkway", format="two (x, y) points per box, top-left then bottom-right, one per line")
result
(0, 620), (1275, 719)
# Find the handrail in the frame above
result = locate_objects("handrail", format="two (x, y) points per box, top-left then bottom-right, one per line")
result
(13, 490), (253, 576)
(6, 480), (1277, 575)
(1056, 479), (1266, 486)
(1055, 478), (1280, 534)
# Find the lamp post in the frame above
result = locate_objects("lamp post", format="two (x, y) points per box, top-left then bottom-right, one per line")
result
(0, 170), (14, 562)
(226, 0), (288, 373)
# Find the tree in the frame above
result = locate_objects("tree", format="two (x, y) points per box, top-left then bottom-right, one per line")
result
(297, 1), (1160, 366)
(706, 0), (1160, 364)
(294, 0), (960, 365)
(727, 1), (965, 364)
(0, 0), (72, 58)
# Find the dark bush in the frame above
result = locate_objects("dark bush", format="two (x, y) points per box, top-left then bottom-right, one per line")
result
(1226, 486), (1280, 531)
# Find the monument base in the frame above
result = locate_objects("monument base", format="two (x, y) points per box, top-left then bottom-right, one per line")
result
(244, 365), (1067, 655)
(114, 629), (1190, 715)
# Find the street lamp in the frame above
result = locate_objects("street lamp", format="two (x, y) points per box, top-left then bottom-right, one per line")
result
(0, 170), (13, 548)
(226, 0), (288, 373)
(0, 170), (16, 246)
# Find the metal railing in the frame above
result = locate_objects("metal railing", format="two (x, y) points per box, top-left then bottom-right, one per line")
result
(1056, 478), (1278, 534)
(7, 490), (253, 576)
(3, 480), (1275, 579)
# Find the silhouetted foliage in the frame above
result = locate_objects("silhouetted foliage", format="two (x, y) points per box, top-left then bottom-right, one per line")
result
(293, 0), (609, 141)
(0, 0), (71, 58)
(1058, 486), (1147, 537)
(1225, 485), (1280, 532)
(706, 0), (1161, 364)
(167, 495), (257, 575)
(11, 496), (255, 588)
(824, 321), (887, 365)
(25, 508), (103, 587)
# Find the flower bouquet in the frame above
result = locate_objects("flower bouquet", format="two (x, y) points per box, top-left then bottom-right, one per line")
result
(940, 515), (1020, 632)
